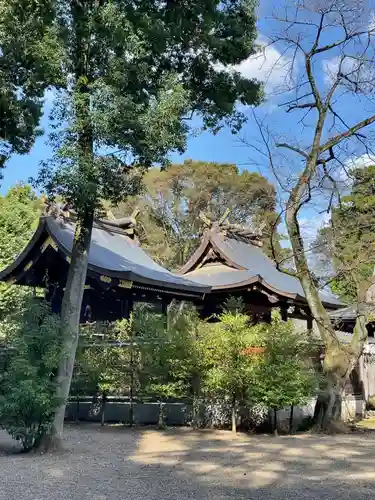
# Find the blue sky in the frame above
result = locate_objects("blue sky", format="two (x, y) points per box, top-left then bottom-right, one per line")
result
(2, 1), (375, 244)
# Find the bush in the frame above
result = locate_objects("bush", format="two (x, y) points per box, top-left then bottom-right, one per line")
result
(251, 314), (318, 433)
(0, 301), (62, 451)
(366, 395), (375, 411)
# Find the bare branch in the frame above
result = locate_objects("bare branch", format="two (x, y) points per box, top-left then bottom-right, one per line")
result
(313, 28), (375, 55)
(311, 12), (325, 53)
(305, 53), (322, 110)
(287, 102), (316, 112)
(320, 114), (375, 153)
(278, 92), (313, 108)
(276, 143), (308, 158)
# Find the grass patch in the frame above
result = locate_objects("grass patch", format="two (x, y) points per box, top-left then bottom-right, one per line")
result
(356, 418), (375, 429)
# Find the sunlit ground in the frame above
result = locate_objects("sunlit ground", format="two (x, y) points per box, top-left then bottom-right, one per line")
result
(356, 417), (375, 429)
(0, 424), (374, 499)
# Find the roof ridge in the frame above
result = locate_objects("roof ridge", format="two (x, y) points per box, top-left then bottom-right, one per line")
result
(209, 222), (263, 247)
(43, 202), (138, 237)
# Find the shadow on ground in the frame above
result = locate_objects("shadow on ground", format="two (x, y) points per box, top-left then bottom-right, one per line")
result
(0, 424), (375, 499)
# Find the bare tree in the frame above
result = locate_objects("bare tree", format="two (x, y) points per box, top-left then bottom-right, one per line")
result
(246, 0), (375, 428)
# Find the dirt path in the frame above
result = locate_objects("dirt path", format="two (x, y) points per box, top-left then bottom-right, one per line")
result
(0, 424), (374, 499)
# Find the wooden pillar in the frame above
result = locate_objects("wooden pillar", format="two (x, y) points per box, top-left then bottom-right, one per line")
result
(280, 305), (288, 322)
(358, 353), (368, 401)
(307, 315), (313, 333)
(161, 298), (168, 316)
(122, 296), (134, 319)
(263, 310), (272, 324)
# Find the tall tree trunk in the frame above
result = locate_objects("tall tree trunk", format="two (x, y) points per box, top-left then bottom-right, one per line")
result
(231, 394), (237, 433)
(129, 340), (134, 428)
(38, 0), (94, 450)
(289, 405), (294, 435)
(158, 400), (165, 429)
(44, 214), (94, 449)
(101, 390), (107, 427)
(273, 408), (278, 436)
(313, 345), (356, 430)
(285, 154), (368, 431)
(192, 372), (201, 429)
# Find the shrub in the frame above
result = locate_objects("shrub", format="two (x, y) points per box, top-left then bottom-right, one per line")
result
(366, 395), (375, 411)
(251, 315), (318, 433)
(201, 312), (264, 432)
(0, 301), (62, 451)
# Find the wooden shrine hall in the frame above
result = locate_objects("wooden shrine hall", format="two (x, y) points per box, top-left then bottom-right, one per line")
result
(0, 207), (209, 322)
(178, 215), (341, 323)
(0, 206), (342, 325)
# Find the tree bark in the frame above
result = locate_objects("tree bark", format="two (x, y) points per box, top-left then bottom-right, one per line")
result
(101, 390), (107, 427)
(129, 340), (134, 428)
(277, 24), (374, 433)
(289, 405), (294, 435)
(158, 400), (165, 429)
(231, 394), (237, 433)
(273, 408), (278, 436)
(313, 347), (354, 431)
(38, 0), (95, 451)
(46, 213), (94, 448)
(192, 372), (201, 429)
(286, 154), (368, 430)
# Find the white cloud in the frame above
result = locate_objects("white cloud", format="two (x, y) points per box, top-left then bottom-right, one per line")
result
(278, 211), (330, 247)
(233, 38), (296, 94)
(299, 212), (331, 243)
(322, 56), (359, 85)
(346, 153), (375, 169)
(369, 10), (375, 31)
(332, 153), (375, 189)
(215, 36), (296, 96)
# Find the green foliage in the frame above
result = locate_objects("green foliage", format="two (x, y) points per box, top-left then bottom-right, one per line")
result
(222, 296), (245, 314)
(313, 164), (375, 303)
(71, 309), (318, 431)
(201, 311), (317, 431)
(252, 316), (318, 410)
(112, 160), (280, 268)
(5, 1), (261, 436)
(0, 301), (62, 451)
(73, 319), (136, 398)
(29, 1), (262, 216)
(0, 185), (42, 324)
(135, 305), (201, 401)
(72, 304), (206, 426)
(0, 0), (62, 172)
(202, 312), (262, 402)
(367, 395), (375, 411)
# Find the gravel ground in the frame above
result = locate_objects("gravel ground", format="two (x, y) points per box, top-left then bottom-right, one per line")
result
(0, 424), (375, 499)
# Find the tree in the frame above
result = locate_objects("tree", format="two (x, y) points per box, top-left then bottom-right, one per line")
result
(248, 0), (375, 429)
(162, 304), (207, 427)
(0, 185), (42, 324)
(113, 160), (279, 269)
(252, 315), (318, 435)
(202, 311), (262, 433)
(134, 304), (200, 428)
(0, 1), (62, 174)
(9, 0), (263, 448)
(313, 164), (375, 303)
(0, 301), (62, 452)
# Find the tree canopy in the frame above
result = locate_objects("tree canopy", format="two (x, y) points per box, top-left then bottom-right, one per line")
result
(5, 0), (262, 446)
(246, 0), (375, 428)
(0, 185), (42, 322)
(313, 164), (375, 303)
(0, 1), (62, 173)
(113, 160), (279, 269)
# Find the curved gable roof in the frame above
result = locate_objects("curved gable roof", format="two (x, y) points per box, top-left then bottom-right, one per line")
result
(179, 228), (341, 308)
(0, 216), (210, 295)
